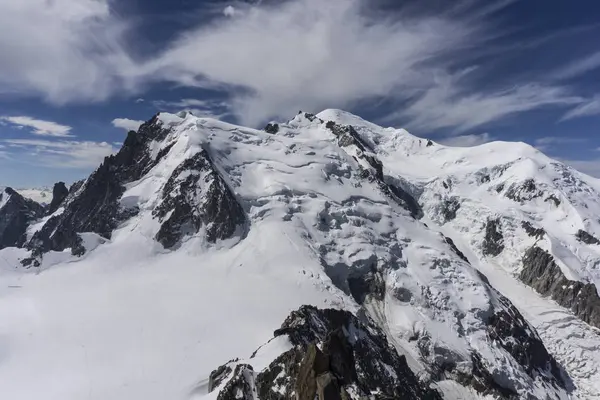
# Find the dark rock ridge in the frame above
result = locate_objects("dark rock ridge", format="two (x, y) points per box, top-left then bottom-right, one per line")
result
(264, 123), (279, 134)
(24, 115), (246, 263)
(47, 182), (69, 215)
(323, 116), (423, 219)
(522, 221), (545, 239)
(0, 188), (44, 249)
(520, 246), (600, 329)
(153, 149), (247, 248)
(505, 179), (543, 203)
(487, 295), (566, 390)
(482, 218), (504, 256)
(439, 197), (461, 223)
(444, 236), (469, 263)
(575, 229), (600, 245)
(207, 306), (442, 400)
(24, 117), (171, 261)
(416, 271), (568, 399)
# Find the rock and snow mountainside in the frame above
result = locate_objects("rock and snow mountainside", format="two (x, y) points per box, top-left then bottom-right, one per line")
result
(0, 187), (45, 248)
(0, 186), (54, 205)
(0, 110), (599, 399)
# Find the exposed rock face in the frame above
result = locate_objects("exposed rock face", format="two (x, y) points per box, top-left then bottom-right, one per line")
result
(24, 115), (245, 262)
(47, 182), (69, 215)
(153, 149), (247, 248)
(505, 179), (543, 203)
(216, 364), (256, 400)
(576, 229), (600, 245)
(347, 268), (386, 304)
(488, 295), (565, 385)
(522, 221), (545, 239)
(444, 236), (469, 263)
(520, 246), (600, 329)
(324, 117), (423, 219)
(416, 281), (568, 400)
(440, 197), (460, 223)
(0, 188), (44, 249)
(208, 306), (442, 400)
(264, 123), (279, 134)
(482, 218), (504, 256)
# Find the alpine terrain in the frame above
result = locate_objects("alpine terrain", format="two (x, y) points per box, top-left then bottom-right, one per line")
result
(1, 110), (600, 400)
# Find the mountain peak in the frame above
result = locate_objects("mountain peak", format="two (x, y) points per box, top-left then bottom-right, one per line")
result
(1, 109), (600, 399)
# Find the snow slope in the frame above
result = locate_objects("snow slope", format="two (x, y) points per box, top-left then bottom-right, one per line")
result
(0, 110), (596, 399)
(316, 108), (600, 399)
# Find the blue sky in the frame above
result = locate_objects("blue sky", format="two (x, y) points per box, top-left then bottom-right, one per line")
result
(1, 0), (599, 187)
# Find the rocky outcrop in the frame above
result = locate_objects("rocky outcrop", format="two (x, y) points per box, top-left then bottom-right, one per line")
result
(324, 117), (422, 219)
(264, 123), (279, 134)
(347, 267), (386, 305)
(444, 236), (469, 263)
(488, 295), (565, 386)
(153, 150), (247, 248)
(520, 246), (600, 329)
(207, 306), (442, 400)
(576, 229), (600, 245)
(47, 182), (69, 215)
(0, 188), (44, 249)
(440, 197), (460, 223)
(24, 115), (247, 261)
(482, 218), (504, 256)
(522, 221), (545, 239)
(24, 116), (174, 262)
(505, 179), (543, 203)
(215, 364), (256, 400)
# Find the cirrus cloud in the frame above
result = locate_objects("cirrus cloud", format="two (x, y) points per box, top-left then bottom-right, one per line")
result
(2, 138), (117, 168)
(0, 0), (595, 131)
(0, 116), (73, 137)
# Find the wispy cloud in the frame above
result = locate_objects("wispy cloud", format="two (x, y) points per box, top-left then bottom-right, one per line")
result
(533, 136), (587, 152)
(0, 116), (73, 137)
(0, 0), (595, 131)
(111, 118), (144, 131)
(437, 133), (494, 147)
(2, 138), (117, 168)
(561, 95), (600, 121)
(153, 98), (232, 119)
(553, 51), (600, 80)
(0, 0), (136, 103)
(392, 78), (580, 132)
(146, 0), (483, 125)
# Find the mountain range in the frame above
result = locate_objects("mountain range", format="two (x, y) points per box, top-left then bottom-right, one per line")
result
(1, 109), (599, 400)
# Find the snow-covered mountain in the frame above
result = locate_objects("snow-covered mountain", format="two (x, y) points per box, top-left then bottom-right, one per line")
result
(0, 186), (54, 205)
(0, 110), (599, 399)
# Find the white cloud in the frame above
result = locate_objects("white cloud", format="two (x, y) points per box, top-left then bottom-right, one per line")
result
(153, 98), (231, 119)
(561, 96), (600, 121)
(111, 118), (144, 131)
(0, 0), (136, 103)
(223, 6), (236, 17)
(553, 51), (600, 80)
(144, 0), (484, 125)
(437, 133), (493, 147)
(390, 75), (581, 132)
(0, 116), (73, 137)
(2, 139), (117, 168)
(0, 0), (589, 131)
